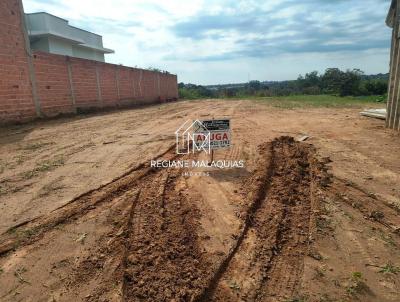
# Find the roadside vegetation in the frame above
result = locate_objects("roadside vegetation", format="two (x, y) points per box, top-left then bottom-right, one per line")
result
(242, 94), (385, 109)
(178, 68), (388, 106)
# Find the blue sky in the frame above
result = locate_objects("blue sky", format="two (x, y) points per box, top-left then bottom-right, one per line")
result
(23, 0), (392, 85)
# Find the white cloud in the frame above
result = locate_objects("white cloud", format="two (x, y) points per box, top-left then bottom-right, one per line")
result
(22, 0), (392, 84)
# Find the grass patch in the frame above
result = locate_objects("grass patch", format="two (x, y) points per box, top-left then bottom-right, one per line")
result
(18, 141), (54, 151)
(6, 226), (40, 251)
(228, 281), (240, 291)
(22, 228), (39, 238)
(15, 155), (28, 166)
(220, 95), (385, 109)
(346, 272), (369, 296)
(75, 232), (88, 244)
(21, 157), (65, 180)
(377, 229), (397, 247)
(313, 267), (326, 279)
(0, 159), (15, 174)
(379, 263), (400, 274)
(0, 184), (7, 196)
(14, 267), (30, 284)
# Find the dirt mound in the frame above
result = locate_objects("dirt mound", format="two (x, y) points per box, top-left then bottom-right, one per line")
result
(197, 136), (330, 302)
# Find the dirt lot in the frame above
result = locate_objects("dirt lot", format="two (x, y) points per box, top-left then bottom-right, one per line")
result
(0, 99), (399, 302)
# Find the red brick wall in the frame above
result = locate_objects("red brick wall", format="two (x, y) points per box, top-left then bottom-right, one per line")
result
(70, 57), (98, 109)
(0, 0), (178, 124)
(134, 69), (143, 100)
(0, 0), (36, 123)
(98, 62), (118, 107)
(118, 66), (134, 101)
(32, 52), (73, 116)
(31, 51), (178, 118)
(31, 52), (178, 115)
(142, 70), (158, 102)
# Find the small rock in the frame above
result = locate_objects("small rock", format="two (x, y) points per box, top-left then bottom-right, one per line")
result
(308, 250), (323, 261)
(369, 210), (384, 220)
(393, 226), (400, 234)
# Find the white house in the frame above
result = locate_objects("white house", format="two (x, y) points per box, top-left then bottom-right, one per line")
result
(25, 12), (114, 62)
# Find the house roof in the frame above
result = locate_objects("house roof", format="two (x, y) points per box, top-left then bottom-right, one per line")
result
(25, 12), (114, 54)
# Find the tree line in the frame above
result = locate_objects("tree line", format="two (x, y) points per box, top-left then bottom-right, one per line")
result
(178, 68), (388, 99)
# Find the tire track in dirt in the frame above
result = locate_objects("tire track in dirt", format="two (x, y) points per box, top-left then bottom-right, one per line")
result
(57, 188), (141, 302)
(1, 136), (217, 301)
(0, 144), (178, 256)
(252, 139), (318, 302)
(194, 141), (274, 302)
(55, 152), (212, 301)
(196, 137), (329, 302)
(329, 177), (400, 235)
(120, 189), (142, 301)
(121, 163), (212, 301)
(0, 136), (330, 302)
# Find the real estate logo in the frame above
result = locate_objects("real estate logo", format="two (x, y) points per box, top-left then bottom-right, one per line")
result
(175, 120), (211, 154)
(175, 119), (231, 154)
(151, 118), (242, 172)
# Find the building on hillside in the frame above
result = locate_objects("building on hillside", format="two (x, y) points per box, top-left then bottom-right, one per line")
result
(386, 0), (400, 130)
(25, 12), (114, 62)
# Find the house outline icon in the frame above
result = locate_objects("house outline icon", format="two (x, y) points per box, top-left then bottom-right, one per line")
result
(175, 120), (211, 154)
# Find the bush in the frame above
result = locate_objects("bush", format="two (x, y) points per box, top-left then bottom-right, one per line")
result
(303, 86), (321, 95)
(363, 80), (388, 95)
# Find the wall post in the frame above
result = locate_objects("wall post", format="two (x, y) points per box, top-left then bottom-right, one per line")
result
(66, 57), (77, 113)
(157, 73), (161, 98)
(131, 69), (136, 99)
(95, 64), (103, 107)
(18, 0), (42, 117)
(139, 70), (143, 97)
(116, 65), (121, 102)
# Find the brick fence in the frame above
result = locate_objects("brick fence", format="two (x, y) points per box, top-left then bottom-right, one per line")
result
(32, 52), (178, 117)
(0, 0), (178, 125)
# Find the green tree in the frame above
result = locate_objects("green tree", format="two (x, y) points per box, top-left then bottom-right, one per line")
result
(363, 79), (388, 95)
(322, 68), (343, 94)
(340, 69), (363, 96)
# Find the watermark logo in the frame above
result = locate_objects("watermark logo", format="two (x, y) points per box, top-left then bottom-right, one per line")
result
(175, 120), (211, 154)
(151, 118), (242, 175)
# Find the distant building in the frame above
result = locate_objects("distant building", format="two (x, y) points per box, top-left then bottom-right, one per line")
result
(25, 12), (114, 62)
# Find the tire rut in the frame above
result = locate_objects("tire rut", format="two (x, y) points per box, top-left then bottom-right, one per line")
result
(0, 144), (178, 256)
(199, 137), (329, 302)
(0, 136), (330, 302)
(121, 165), (212, 301)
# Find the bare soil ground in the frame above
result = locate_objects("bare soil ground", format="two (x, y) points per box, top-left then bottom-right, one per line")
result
(0, 99), (399, 302)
